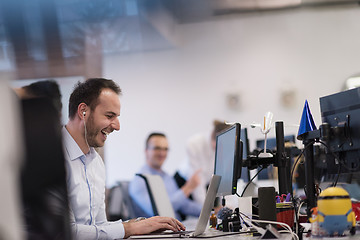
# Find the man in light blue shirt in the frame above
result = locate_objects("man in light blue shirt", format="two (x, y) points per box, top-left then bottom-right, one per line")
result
(63, 78), (185, 239)
(129, 133), (202, 220)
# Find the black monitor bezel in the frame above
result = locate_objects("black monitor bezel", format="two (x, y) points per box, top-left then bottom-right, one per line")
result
(241, 128), (249, 160)
(214, 123), (242, 196)
(241, 128), (251, 182)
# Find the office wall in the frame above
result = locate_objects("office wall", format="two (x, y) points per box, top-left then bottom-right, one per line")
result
(103, 6), (360, 187)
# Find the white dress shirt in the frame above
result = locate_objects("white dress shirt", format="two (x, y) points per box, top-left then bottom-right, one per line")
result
(62, 127), (125, 239)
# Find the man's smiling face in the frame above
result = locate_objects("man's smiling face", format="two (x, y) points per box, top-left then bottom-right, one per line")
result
(85, 88), (120, 148)
(146, 135), (169, 170)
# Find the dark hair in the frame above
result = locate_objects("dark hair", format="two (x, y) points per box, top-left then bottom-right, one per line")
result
(211, 120), (229, 140)
(23, 80), (62, 114)
(68, 78), (121, 119)
(146, 132), (166, 149)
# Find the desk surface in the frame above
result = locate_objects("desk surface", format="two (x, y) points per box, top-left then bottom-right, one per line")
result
(129, 219), (360, 239)
(129, 230), (289, 239)
(129, 218), (292, 240)
(182, 219), (360, 240)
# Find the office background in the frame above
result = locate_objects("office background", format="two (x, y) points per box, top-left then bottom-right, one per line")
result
(4, 1), (360, 187)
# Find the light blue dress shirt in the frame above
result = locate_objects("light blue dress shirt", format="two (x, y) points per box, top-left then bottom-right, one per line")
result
(62, 127), (125, 239)
(129, 164), (202, 220)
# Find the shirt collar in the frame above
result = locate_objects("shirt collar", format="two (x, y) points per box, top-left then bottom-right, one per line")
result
(142, 164), (166, 176)
(62, 126), (95, 162)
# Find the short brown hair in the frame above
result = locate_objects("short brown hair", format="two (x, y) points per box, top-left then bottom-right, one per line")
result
(68, 78), (121, 119)
(211, 120), (229, 140)
(145, 132), (166, 149)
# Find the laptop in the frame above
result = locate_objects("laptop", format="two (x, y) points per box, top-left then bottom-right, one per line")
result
(130, 175), (256, 239)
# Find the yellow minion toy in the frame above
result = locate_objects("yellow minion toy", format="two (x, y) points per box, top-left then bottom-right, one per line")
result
(310, 187), (356, 236)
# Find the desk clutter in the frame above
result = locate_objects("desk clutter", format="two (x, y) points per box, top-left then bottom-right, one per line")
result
(212, 187), (297, 239)
(128, 87), (360, 239)
(209, 186), (360, 239)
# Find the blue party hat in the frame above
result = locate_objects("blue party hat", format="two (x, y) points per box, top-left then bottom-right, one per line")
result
(297, 100), (317, 140)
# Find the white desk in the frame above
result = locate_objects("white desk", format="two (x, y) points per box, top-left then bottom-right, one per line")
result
(130, 218), (292, 239)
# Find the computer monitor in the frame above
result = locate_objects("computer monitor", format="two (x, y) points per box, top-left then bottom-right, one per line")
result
(240, 128), (250, 182)
(214, 123), (242, 196)
(320, 87), (360, 174)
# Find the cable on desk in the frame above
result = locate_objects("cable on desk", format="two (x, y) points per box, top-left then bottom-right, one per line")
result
(239, 167), (265, 198)
(238, 211), (299, 240)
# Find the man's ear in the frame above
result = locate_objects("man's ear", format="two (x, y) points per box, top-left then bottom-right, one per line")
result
(78, 103), (88, 119)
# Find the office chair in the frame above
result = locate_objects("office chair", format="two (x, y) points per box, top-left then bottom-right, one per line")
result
(136, 174), (176, 218)
(107, 181), (137, 221)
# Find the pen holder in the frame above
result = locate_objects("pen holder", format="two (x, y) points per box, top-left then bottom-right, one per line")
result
(276, 202), (294, 229)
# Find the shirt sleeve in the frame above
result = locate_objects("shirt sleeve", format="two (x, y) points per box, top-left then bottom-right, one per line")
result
(191, 183), (207, 205)
(166, 175), (202, 218)
(170, 189), (202, 217)
(179, 198), (203, 217)
(69, 202), (125, 240)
